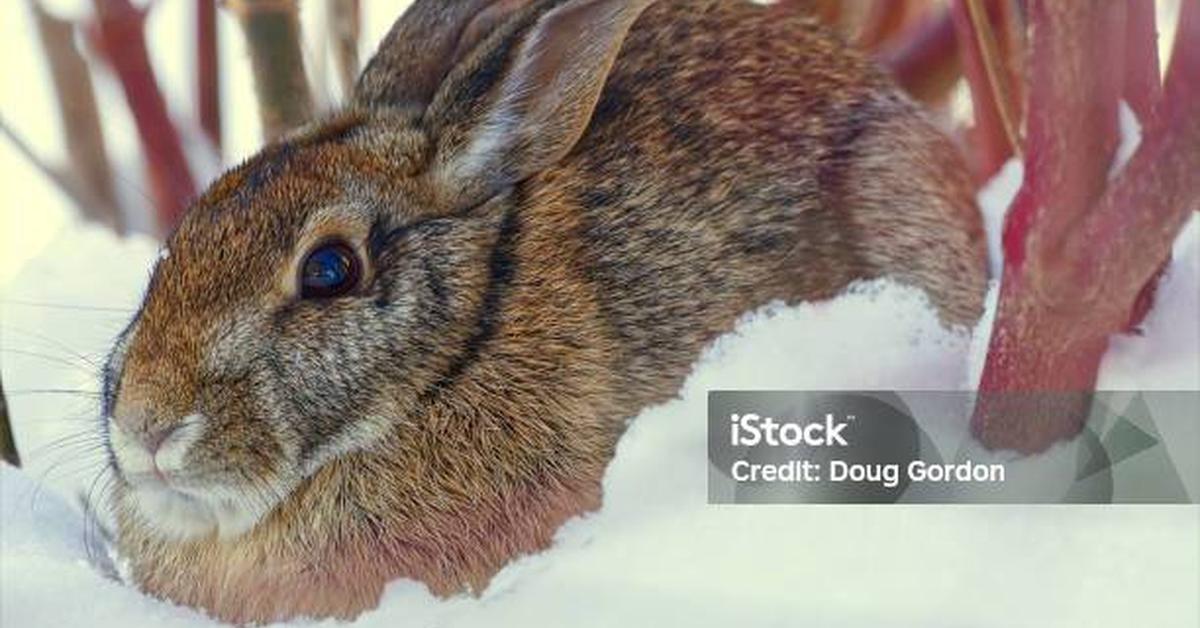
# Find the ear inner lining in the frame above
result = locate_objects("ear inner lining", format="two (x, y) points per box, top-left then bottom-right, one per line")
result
(422, 0), (657, 209)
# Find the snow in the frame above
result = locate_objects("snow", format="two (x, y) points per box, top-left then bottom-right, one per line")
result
(976, 158), (1024, 278)
(1110, 100), (1143, 180)
(2, 199), (1198, 626)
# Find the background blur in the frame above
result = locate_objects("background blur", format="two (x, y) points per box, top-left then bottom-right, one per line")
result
(1, 0), (416, 289)
(0, 0), (1184, 287)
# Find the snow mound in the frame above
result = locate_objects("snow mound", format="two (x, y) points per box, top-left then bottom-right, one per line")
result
(2, 211), (1198, 626)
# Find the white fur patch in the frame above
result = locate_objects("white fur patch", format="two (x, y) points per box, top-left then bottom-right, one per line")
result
(125, 472), (292, 542)
(113, 413), (289, 541)
(153, 413), (204, 474)
(128, 484), (218, 540)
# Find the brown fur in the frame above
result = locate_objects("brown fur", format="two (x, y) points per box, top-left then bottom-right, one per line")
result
(105, 0), (985, 623)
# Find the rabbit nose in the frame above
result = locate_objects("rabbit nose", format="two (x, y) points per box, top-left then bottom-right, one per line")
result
(113, 406), (183, 455)
(141, 423), (183, 456)
(109, 408), (202, 483)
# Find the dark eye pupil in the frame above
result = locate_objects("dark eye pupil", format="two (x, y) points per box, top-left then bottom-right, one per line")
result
(301, 243), (359, 298)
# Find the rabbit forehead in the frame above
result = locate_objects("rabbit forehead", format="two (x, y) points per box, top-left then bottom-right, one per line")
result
(161, 125), (426, 299)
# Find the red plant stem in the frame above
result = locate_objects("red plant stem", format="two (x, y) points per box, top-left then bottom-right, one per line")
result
(92, 0), (195, 233)
(1118, 0), (1166, 331)
(1055, 0), (1200, 304)
(994, 0), (1025, 123)
(1166, 0), (1200, 82)
(878, 7), (962, 104)
(197, 0), (221, 153)
(1058, 111), (1199, 328)
(857, 0), (911, 50)
(949, 0), (1017, 183)
(1122, 0), (1161, 122)
(1007, 4), (1125, 270)
(971, 0), (1196, 453)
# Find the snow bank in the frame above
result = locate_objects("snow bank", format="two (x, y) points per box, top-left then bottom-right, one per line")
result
(2, 206), (1198, 626)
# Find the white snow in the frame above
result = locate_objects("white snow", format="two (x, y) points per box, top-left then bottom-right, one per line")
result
(1110, 100), (1143, 180)
(976, 158), (1024, 278)
(2, 202), (1198, 626)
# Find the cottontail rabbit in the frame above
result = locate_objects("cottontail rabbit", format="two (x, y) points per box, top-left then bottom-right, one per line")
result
(102, 0), (985, 621)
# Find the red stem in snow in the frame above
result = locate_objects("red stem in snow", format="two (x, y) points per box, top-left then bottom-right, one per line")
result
(1004, 3), (1124, 271)
(973, 1), (1198, 453)
(1058, 0), (1200, 302)
(197, 0), (221, 154)
(91, 0), (196, 233)
(1119, 0), (1166, 331)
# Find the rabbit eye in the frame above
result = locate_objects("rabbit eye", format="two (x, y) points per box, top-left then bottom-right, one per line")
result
(300, 241), (361, 299)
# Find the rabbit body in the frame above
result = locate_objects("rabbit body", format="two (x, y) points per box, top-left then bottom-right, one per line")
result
(104, 0), (985, 622)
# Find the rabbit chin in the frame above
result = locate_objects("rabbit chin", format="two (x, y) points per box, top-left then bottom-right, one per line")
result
(126, 480), (282, 542)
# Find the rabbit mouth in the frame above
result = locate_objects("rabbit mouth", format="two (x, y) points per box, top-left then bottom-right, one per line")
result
(123, 474), (286, 542)
(124, 481), (220, 540)
(108, 413), (296, 542)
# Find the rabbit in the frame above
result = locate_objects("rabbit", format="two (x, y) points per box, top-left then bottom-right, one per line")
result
(101, 0), (986, 622)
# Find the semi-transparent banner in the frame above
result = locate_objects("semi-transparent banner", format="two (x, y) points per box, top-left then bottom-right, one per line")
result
(707, 391), (1199, 504)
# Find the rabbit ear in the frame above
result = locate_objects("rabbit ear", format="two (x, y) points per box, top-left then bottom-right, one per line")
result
(355, 0), (532, 112)
(429, 0), (655, 206)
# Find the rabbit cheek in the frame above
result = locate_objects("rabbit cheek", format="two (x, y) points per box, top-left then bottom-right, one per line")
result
(186, 382), (299, 539)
